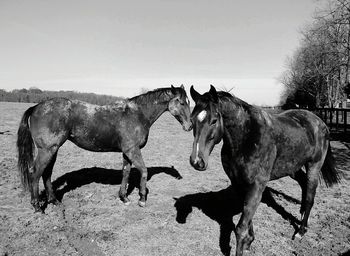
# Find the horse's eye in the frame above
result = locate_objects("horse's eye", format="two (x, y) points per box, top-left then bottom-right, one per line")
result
(176, 98), (184, 105)
(210, 119), (217, 126)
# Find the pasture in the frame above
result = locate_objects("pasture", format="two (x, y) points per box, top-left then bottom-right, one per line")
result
(0, 102), (349, 256)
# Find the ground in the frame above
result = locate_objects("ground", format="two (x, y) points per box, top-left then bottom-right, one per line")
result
(0, 102), (349, 256)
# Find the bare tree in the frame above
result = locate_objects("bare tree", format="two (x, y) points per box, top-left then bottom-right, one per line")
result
(280, 0), (350, 108)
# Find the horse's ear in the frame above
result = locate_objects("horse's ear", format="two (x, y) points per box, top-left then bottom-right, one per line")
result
(209, 85), (218, 103)
(190, 85), (201, 103)
(171, 85), (176, 95)
(180, 84), (185, 90)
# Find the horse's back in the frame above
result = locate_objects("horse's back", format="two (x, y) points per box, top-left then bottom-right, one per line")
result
(278, 109), (326, 126)
(28, 98), (146, 151)
(275, 109), (328, 139)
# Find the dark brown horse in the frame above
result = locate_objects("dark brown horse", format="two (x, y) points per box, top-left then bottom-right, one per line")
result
(17, 85), (192, 212)
(189, 85), (341, 256)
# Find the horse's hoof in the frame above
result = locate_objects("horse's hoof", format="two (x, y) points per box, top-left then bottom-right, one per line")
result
(34, 207), (44, 214)
(293, 226), (306, 240)
(293, 232), (303, 240)
(138, 201), (146, 207)
(120, 197), (131, 206)
(49, 199), (61, 206)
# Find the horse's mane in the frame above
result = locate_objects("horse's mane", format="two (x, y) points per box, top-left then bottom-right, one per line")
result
(129, 87), (184, 105)
(217, 91), (252, 113)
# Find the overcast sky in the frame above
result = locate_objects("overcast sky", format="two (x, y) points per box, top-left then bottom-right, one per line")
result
(0, 0), (322, 105)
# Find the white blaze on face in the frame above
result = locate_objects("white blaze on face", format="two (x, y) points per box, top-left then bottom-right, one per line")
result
(197, 110), (207, 122)
(194, 142), (202, 163)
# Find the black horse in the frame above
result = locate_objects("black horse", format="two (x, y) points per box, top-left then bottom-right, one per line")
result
(189, 85), (341, 256)
(17, 85), (192, 212)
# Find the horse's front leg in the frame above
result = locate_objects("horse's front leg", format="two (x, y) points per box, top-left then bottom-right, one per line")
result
(119, 153), (132, 205)
(235, 180), (266, 256)
(124, 147), (148, 207)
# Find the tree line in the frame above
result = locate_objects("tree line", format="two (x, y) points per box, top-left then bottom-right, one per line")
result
(0, 87), (124, 105)
(280, 0), (350, 109)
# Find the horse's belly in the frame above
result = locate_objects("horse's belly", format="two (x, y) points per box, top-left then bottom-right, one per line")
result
(270, 160), (302, 180)
(69, 128), (122, 152)
(69, 136), (121, 152)
(270, 150), (309, 180)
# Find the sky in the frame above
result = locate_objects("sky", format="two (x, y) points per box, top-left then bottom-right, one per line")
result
(0, 0), (322, 106)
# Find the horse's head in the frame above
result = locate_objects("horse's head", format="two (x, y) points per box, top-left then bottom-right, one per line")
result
(168, 84), (192, 131)
(189, 85), (224, 171)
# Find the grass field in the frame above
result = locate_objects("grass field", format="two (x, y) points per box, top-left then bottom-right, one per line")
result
(0, 101), (349, 256)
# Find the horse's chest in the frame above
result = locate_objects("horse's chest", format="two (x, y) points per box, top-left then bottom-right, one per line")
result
(221, 149), (254, 183)
(221, 141), (277, 185)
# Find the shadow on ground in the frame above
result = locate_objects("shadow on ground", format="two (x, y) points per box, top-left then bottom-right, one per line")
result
(48, 166), (182, 202)
(174, 185), (301, 256)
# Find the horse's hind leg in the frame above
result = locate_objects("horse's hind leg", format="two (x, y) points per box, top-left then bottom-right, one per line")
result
(291, 168), (307, 215)
(42, 152), (59, 205)
(119, 154), (132, 205)
(246, 220), (255, 250)
(294, 162), (321, 238)
(31, 147), (58, 212)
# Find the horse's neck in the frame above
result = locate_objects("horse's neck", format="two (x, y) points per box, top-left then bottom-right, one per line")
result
(140, 102), (168, 126)
(129, 89), (172, 127)
(220, 100), (261, 153)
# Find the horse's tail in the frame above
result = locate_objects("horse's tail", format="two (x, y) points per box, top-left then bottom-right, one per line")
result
(17, 105), (36, 192)
(320, 142), (341, 187)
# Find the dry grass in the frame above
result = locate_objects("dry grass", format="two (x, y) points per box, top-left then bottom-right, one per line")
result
(0, 102), (349, 256)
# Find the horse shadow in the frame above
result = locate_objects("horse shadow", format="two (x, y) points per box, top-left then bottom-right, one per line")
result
(174, 185), (301, 256)
(47, 166), (182, 202)
(340, 250), (350, 256)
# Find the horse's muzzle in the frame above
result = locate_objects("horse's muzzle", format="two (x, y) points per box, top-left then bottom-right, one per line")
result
(182, 121), (193, 131)
(189, 156), (207, 171)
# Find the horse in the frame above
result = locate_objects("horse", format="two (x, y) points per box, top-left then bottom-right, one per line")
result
(17, 85), (192, 212)
(189, 85), (341, 256)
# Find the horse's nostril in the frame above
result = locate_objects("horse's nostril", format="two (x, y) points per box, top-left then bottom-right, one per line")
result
(183, 122), (192, 131)
(198, 160), (204, 169)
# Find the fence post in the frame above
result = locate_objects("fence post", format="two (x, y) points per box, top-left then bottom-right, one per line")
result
(344, 110), (347, 134)
(336, 109), (339, 130)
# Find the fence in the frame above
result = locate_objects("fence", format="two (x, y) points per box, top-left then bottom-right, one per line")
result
(314, 108), (350, 134)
